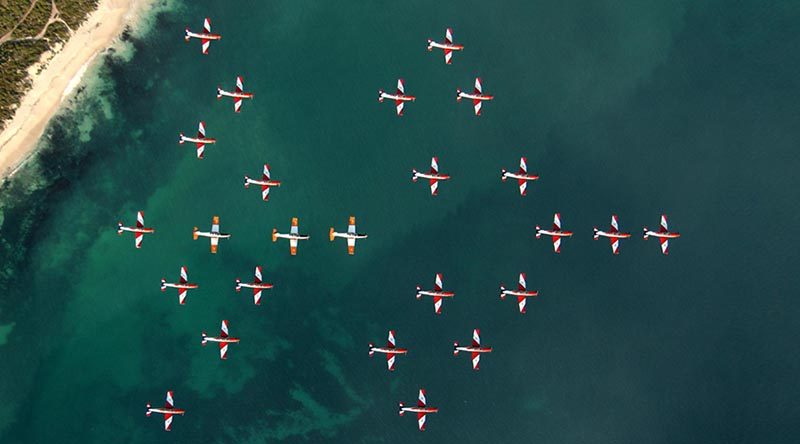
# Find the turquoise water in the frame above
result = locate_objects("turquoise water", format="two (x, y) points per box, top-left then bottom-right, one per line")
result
(1, 0), (800, 442)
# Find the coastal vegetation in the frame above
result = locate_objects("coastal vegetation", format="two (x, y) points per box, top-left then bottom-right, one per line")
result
(0, 0), (99, 129)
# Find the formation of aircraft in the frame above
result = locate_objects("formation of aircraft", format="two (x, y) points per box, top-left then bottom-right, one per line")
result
(369, 330), (408, 371)
(536, 213), (574, 253)
(594, 215), (632, 255)
(139, 21), (685, 432)
(161, 266), (198, 305)
(329, 216), (367, 255)
(117, 211), (154, 249)
(201, 320), (240, 360)
(272, 217), (309, 255)
(644, 214), (681, 255)
(178, 121), (215, 159)
(500, 273), (539, 314)
(416, 273), (455, 315)
(412, 157), (450, 195)
(427, 28), (464, 64)
(184, 18), (221, 54)
(193, 215), (231, 253)
(244, 164), (281, 201)
(454, 329), (493, 370)
(457, 77), (494, 115)
(399, 389), (438, 431)
(502, 157), (539, 195)
(235, 265), (273, 305)
(146, 391), (185, 431)
(217, 76), (253, 112)
(379, 79), (416, 116)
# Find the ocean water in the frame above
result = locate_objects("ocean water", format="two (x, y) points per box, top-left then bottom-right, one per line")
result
(1, 0), (800, 442)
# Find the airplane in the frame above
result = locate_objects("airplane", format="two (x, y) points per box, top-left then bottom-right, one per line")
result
(412, 157), (450, 196)
(192, 215), (231, 254)
(643, 214), (681, 255)
(502, 157), (539, 195)
(378, 79), (416, 116)
(244, 164), (281, 201)
(416, 273), (455, 315)
(235, 265), (273, 305)
(272, 217), (310, 256)
(178, 121), (216, 159)
(368, 330), (408, 371)
(457, 77), (494, 115)
(500, 272), (539, 314)
(184, 17), (221, 54)
(535, 213), (573, 253)
(329, 216), (367, 255)
(146, 390), (185, 431)
(117, 210), (154, 249)
(427, 27), (464, 64)
(399, 389), (438, 431)
(594, 214), (632, 255)
(453, 328), (493, 371)
(160, 266), (198, 305)
(201, 319), (240, 360)
(217, 76), (253, 113)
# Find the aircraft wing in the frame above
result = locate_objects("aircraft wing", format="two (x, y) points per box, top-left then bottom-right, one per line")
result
(234, 97), (243, 113)
(347, 237), (356, 255)
(198, 121), (206, 138)
(262, 164), (271, 180)
(254, 266), (262, 283)
(396, 78), (405, 95)
(518, 273), (527, 291)
(610, 214), (619, 233)
(519, 157), (528, 174)
(180, 266), (188, 284)
(552, 236), (562, 253)
(347, 216), (356, 234)
(203, 18), (211, 33)
(235, 76), (243, 94)
(660, 214), (669, 233)
(472, 328), (481, 347)
(434, 273), (443, 291)
(473, 99), (482, 116)
(220, 320), (229, 338)
(387, 330), (396, 348)
(135, 232), (144, 249)
(387, 352), (396, 371)
(553, 213), (562, 230)
(430, 157), (439, 174)
(416, 390), (428, 428)
(164, 391), (175, 430)
(261, 184), (270, 201)
(474, 77), (482, 94)
(195, 141), (205, 159)
(396, 100), (404, 116)
(177, 287), (187, 305)
(445, 28), (453, 44)
(290, 218), (299, 235)
(444, 48), (453, 64)
(418, 389), (427, 407)
(611, 238), (620, 255)
(433, 296), (443, 314)
(517, 296), (527, 314)
(519, 178), (527, 196)
(137, 211), (144, 228)
(429, 178), (439, 195)
(471, 352), (481, 370)
(210, 237), (219, 254)
(290, 238), (298, 256)
(211, 217), (220, 233)
(253, 287), (262, 305)
(660, 238), (669, 255)
(417, 412), (427, 431)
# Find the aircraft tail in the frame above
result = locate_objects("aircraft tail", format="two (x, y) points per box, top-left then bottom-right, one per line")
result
(160, 279), (167, 291)
(593, 228), (599, 240)
(234, 279), (241, 292)
(499, 286), (506, 299)
(453, 342), (459, 355)
(501, 169), (507, 181)
(329, 228), (335, 242)
(201, 332), (207, 346)
(146, 404), (152, 416)
(415, 286), (422, 299)
(178, 133), (185, 144)
(243, 176), (250, 188)
(412, 169), (418, 182)
(216, 87), (222, 99)
(426, 39), (433, 51)
(535, 226), (541, 239)
(184, 28), (191, 42)
(117, 222), (124, 234)
(192, 227), (199, 240)
(643, 228), (649, 239)
(377, 90), (384, 102)
(271, 228), (278, 242)
(456, 89), (462, 101)
(398, 402), (405, 415)
(368, 344), (374, 357)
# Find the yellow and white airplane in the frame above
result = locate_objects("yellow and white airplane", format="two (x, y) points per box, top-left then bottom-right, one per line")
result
(272, 217), (309, 256)
(193, 215), (230, 253)
(329, 216), (368, 255)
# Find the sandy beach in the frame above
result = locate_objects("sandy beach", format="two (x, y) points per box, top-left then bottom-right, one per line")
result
(0, 0), (147, 179)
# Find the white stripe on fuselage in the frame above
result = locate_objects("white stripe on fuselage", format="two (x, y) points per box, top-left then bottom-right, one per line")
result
(218, 90), (252, 99)
(417, 290), (454, 298)
(147, 408), (183, 415)
(163, 283), (196, 290)
(180, 136), (214, 144)
(245, 178), (280, 186)
(195, 231), (230, 239)
(428, 41), (462, 50)
(274, 233), (309, 240)
(455, 346), (491, 353)
(370, 347), (406, 354)
(119, 227), (151, 233)
(458, 92), (491, 101)
(202, 337), (239, 344)
(595, 231), (630, 239)
(501, 289), (537, 297)
(503, 172), (536, 181)
(380, 93), (414, 102)
(186, 32), (220, 40)
(537, 230), (571, 237)
(332, 232), (368, 240)
(413, 172), (448, 180)
(237, 283), (272, 289)
(645, 230), (679, 238)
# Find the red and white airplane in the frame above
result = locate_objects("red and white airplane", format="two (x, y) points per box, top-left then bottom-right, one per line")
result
(146, 390), (185, 431)
(193, 215), (230, 254)
(454, 328), (493, 371)
(500, 273), (539, 314)
(235, 265), (273, 305)
(412, 157), (450, 196)
(178, 121), (216, 159)
(643, 214), (681, 255)
(378, 79), (416, 116)
(184, 18), (221, 54)
(502, 157), (539, 196)
(160, 266), (198, 305)
(399, 389), (438, 431)
(201, 319), (240, 360)
(217, 76), (253, 113)
(329, 216), (367, 255)
(117, 210), (154, 249)
(369, 330), (408, 371)
(427, 28), (464, 64)
(416, 273), (455, 315)
(244, 164), (281, 201)
(272, 217), (309, 256)
(594, 214), (632, 255)
(536, 213), (573, 253)
(457, 77), (493, 115)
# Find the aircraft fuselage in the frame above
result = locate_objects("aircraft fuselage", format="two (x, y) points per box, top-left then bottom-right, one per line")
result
(537, 229), (573, 237)
(417, 290), (455, 298)
(644, 230), (681, 239)
(413, 172), (450, 181)
(595, 231), (632, 239)
(181, 136), (216, 145)
(202, 336), (240, 344)
(428, 41), (464, 51)
(370, 347), (408, 355)
(274, 233), (310, 240)
(237, 282), (273, 290)
(332, 232), (368, 240)
(119, 226), (155, 234)
(379, 92), (416, 102)
(218, 90), (253, 99)
(501, 289), (538, 298)
(185, 31), (221, 41)
(147, 407), (185, 415)
(245, 178), (281, 187)
(196, 231), (231, 239)
(457, 92), (493, 101)
(400, 406), (438, 414)
(163, 283), (198, 290)
(454, 346), (493, 353)
(503, 172), (539, 181)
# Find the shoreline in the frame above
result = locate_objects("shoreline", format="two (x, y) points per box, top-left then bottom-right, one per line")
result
(0, 0), (152, 180)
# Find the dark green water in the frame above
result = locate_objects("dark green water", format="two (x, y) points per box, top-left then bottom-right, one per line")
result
(1, 0), (799, 442)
